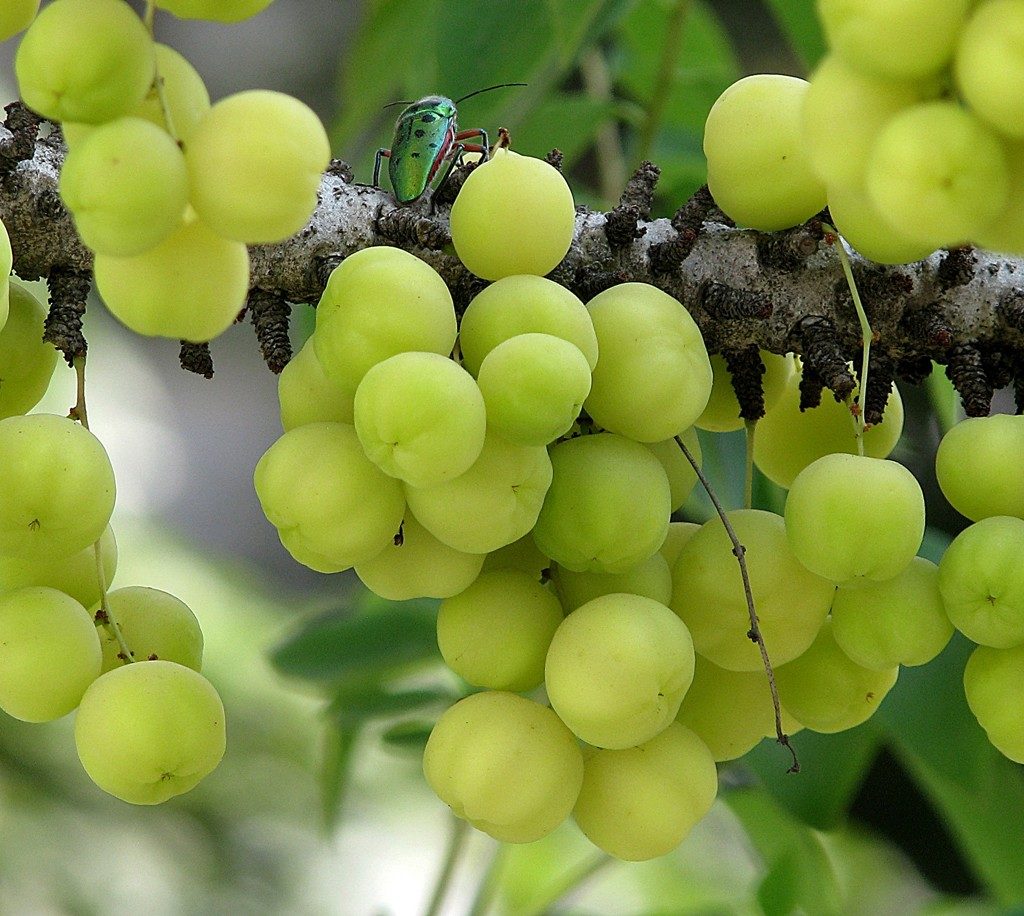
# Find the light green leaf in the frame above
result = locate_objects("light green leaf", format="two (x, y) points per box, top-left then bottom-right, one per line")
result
(380, 720), (435, 755)
(925, 362), (962, 435)
(330, 0), (440, 157)
(319, 720), (359, 833)
(270, 599), (440, 683)
(728, 787), (844, 915)
(743, 724), (882, 830)
(507, 94), (614, 165)
(328, 684), (455, 727)
(615, 0), (740, 206)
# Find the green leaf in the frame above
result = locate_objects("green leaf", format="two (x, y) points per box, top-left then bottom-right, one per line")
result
(506, 94), (615, 165)
(684, 428), (747, 521)
(919, 525), (953, 564)
(330, 0), (440, 155)
(270, 599), (441, 683)
(758, 848), (809, 916)
(616, 1), (739, 129)
(875, 633), (1024, 905)
(547, 0), (639, 69)
(432, 0), (556, 103)
(727, 787), (844, 915)
(925, 362), (962, 435)
(432, 0), (635, 149)
(328, 684), (456, 727)
(647, 124), (709, 211)
(380, 720), (436, 755)
(762, 0), (827, 70)
(742, 724), (882, 830)
(751, 465), (787, 515)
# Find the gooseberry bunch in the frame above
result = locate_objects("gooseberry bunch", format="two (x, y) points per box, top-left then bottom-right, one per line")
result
(704, 0), (1024, 263)
(15, 0), (328, 342)
(252, 124), (985, 862)
(256, 149), (731, 858)
(698, 0), (1024, 783)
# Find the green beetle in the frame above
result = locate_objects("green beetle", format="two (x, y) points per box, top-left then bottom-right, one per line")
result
(373, 83), (524, 205)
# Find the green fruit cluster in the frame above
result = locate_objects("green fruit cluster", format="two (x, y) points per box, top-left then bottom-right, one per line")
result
(695, 357), (1024, 774)
(0, 0), (300, 808)
(705, 0), (1024, 263)
(935, 415), (1024, 762)
(254, 139), (987, 857)
(260, 239), (715, 589)
(14, 0), (328, 343)
(257, 208), (721, 856)
(0, 408), (222, 804)
(10, 0), (1016, 855)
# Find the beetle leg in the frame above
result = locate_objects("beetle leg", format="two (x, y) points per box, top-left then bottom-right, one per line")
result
(454, 128), (488, 160)
(430, 132), (489, 211)
(373, 148), (391, 188)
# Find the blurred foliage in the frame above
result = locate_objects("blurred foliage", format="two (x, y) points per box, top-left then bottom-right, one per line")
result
(762, 0), (826, 68)
(270, 593), (457, 830)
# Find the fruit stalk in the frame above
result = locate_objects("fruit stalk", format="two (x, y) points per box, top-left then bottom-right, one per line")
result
(69, 354), (134, 663)
(674, 433), (799, 773)
(826, 222), (874, 450)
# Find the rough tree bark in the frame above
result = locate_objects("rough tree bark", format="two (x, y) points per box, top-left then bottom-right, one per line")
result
(3, 102), (1022, 418)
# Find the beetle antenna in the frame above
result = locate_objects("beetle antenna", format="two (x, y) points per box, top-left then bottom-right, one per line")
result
(381, 84), (525, 112)
(454, 82), (527, 105)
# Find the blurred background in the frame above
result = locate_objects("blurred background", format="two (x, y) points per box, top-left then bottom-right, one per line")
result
(0, 1), (1017, 913)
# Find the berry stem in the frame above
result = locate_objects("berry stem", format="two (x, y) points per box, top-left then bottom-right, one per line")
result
(579, 47), (627, 206)
(69, 355), (134, 664)
(636, 0), (693, 164)
(153, 64), (180, 144)
(674, 434), (799, 773)
(422, 814), (470, 916)
(825, 223), (873, 454)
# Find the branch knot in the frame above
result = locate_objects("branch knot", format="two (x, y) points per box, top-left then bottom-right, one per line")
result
(376, 205), (450, 249)
(699, 281), (773, 320)
(248, 288), (292, 374)
(179, 341), (214, 378)
(797, 315), (855, 401)
(0, 102), (42, 175)
(44, 266), (90, 364)
(945, 342), (992, 417)
(722, 345), (767, 421)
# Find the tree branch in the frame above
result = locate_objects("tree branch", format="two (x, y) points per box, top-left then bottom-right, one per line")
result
(4, 106), (1023, 414)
